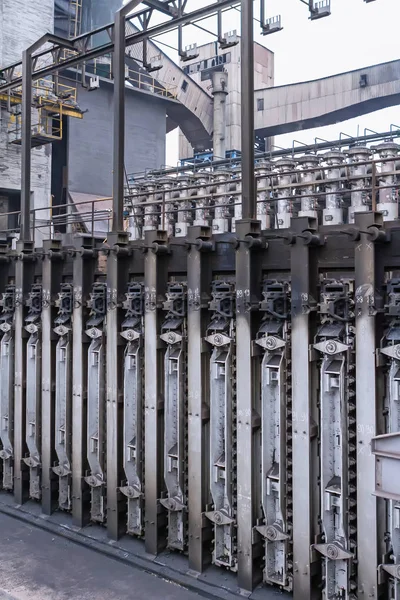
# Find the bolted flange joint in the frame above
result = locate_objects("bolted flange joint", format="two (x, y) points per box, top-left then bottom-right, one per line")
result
(297, 230), (323, 246)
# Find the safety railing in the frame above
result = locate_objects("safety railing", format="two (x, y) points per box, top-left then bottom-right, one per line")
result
(86, 57), (177, 100)
(8, 101), (63, 146)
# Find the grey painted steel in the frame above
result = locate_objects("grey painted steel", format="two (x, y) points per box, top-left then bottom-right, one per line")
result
(120, 283), (145, 536)
(13, 258), (25, 504)
(13, 242), (35, 505)
(313, 281), (355, 599)
(235, 220), (262, 592)
(106, 245), (120, 539)
(204, 281), (236, 571)
(19, 35), (74, 241)
(254, 280), (292, 590)
(187, 226), (213, 573)
(85, 283), (107, 523)
(24, 296), (42, 500)
(71, 242), (96, 528)
(41, 242), (62, 515)
(290, 218), (319, 600)
(112, 0), (141, 233)
(20, 49), (32, 242)
(144, 230), (168, 554)
(240, 0), (256, 220)
(378, 282), (400, 598)
(52, 285), (73, 510)
(354, 212), (382, 599)
(0, 0), (240, 92)
(106, 233), (130, 540)
(159, 284), (187, 550)
(0, 286), (15, 491)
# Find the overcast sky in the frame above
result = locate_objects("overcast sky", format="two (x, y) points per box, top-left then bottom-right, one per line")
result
(136, 0), (399, 166)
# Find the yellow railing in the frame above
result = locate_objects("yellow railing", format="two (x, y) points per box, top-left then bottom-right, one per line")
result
(8, 102), (63, 146)
(32, 79), (77, 104)
(1, 77), (82, 120)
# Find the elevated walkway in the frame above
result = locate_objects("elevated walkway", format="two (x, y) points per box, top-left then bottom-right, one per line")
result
(125, 21), (214, 151)
(253, 58), (400, 137)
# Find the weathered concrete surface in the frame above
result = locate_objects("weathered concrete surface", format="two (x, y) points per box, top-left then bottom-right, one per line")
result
(254, 58), (400, 137)
(0, 513), (200, 600)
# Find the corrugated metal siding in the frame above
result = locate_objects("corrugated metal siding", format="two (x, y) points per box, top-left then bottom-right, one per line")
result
(254, 59), (400, 137)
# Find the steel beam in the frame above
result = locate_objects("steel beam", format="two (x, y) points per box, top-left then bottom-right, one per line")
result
(0, 0), (240, 94)
(19, 35), (74, 240)
(71, 240), (97, 527)
(290, 217), (320, 600)
(0, 246), (15, 493)
(113, 0), (141, 233)
(144, 230), (168, 554)
(142, 0), (177, 16)
(20, 50), (32, 242)
(13, 242), (35, 504)
(107, 0), (141, 535)
(354, 212), (384, 599)
(41, 240), (63, 515)
(187, 226), (213, 573)
(106, 232), (131, 539)
(240, 0), (256, 220)
(235, 219), (263, 592)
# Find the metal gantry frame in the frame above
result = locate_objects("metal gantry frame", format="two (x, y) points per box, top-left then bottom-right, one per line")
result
(2, 2), (395, 599)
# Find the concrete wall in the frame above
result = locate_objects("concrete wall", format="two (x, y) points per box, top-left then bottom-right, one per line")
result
(0, 0), (54, 237)
(68, 84), (167, 196)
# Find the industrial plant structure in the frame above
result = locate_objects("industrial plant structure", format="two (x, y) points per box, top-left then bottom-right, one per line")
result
(1, 1), (400, 600)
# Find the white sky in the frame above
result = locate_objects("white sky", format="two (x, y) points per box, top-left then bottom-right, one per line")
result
(136, 0), (400, 165)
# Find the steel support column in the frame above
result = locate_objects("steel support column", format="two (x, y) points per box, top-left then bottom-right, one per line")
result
(235, 219), (263, 592)
(41, 240), (63, 514)
(187, 225), (213, 573)
(71, 240), (97, 527)
(113, 0), (141, 233)
(291, 217), (320, 600)
(106, 232), (130, 540)
(107, 0), (140, 539)
(21, 50), (32, 242)
(354, 212), (384, 599)
(13, 242), (35, 504)
(144, 230), (168, 554)
(0, 0), (240, 93)
(240, 0), (255, 219)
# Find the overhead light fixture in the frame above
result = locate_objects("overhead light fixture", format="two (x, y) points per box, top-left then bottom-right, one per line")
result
(309, 0), (331, 20)
(260, 1), (283, 35)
